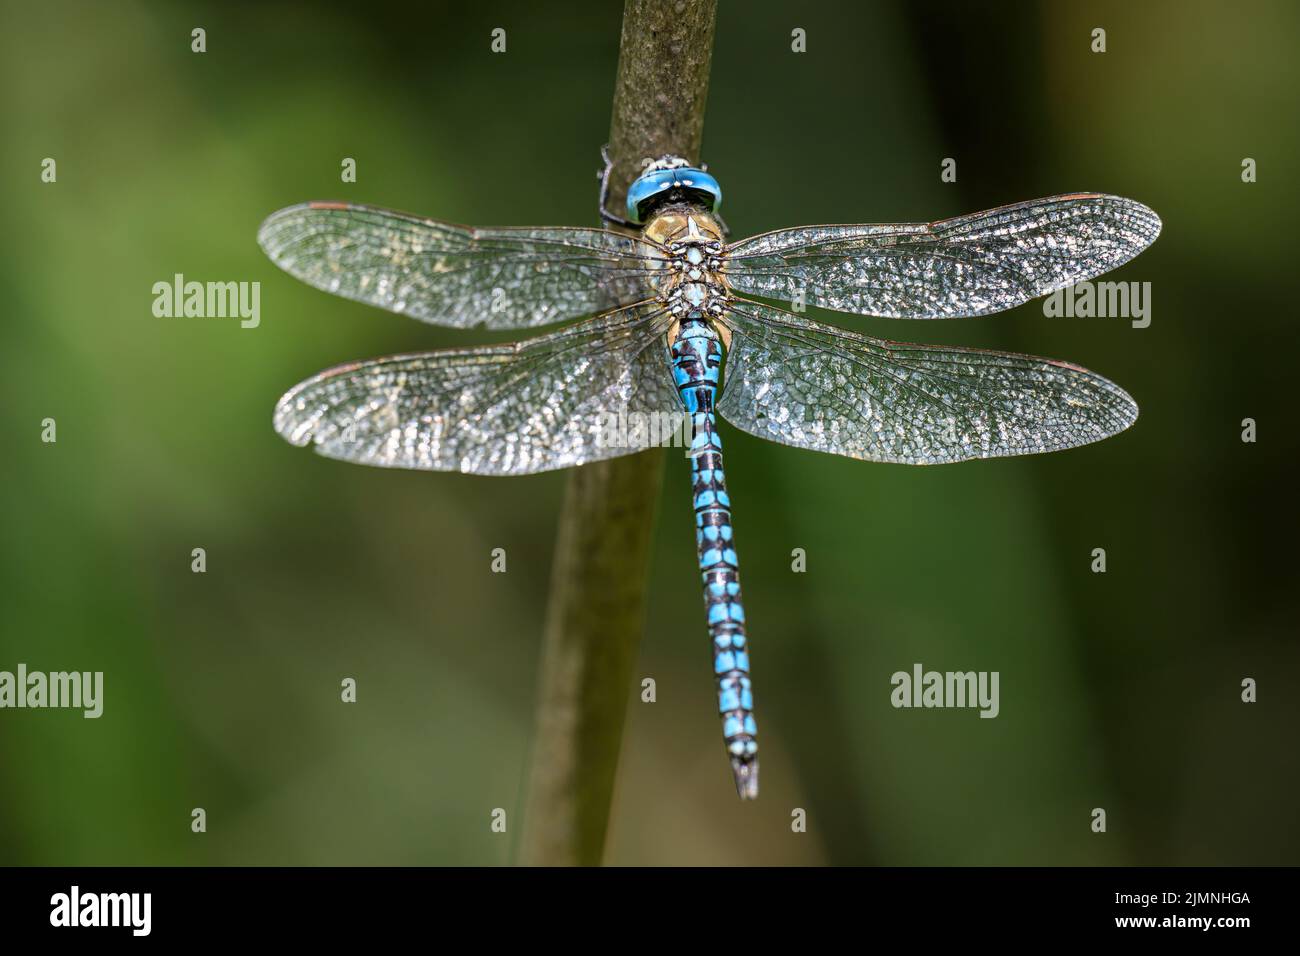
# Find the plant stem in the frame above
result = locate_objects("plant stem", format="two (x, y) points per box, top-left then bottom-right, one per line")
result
(518, 0), (717, 867)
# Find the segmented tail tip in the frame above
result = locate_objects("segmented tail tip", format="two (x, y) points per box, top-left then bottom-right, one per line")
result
(731, 757), (759, 800)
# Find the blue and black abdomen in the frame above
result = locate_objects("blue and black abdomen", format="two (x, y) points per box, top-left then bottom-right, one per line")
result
(670, 316), (758, 799)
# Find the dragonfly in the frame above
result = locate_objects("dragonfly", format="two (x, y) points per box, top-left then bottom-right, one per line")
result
(260, 152), (1160, 800)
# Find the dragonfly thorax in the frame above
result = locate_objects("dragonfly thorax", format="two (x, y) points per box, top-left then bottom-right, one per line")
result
(645, 209), (731, 321)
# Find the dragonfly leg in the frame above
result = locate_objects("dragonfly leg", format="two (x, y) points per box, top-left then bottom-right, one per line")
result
(597, 144), (639, 230)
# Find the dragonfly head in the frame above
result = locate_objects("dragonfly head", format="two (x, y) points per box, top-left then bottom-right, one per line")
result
(626, 155), (722, 224)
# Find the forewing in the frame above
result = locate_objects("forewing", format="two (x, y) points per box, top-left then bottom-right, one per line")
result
(274, 303), (681, 475)
(258, 202), (663, 329)
(724, 194), (1160, 319)
(716, 298), (1137, 464)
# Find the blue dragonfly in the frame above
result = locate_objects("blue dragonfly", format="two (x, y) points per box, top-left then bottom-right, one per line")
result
(259, 154), (1160, 799)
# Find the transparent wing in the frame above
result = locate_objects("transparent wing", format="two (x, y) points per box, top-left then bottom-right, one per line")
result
(258, 202), (665, 329)
(716, 298), (1137, 464)
(724, 194), (1160, 319)
(274, 302), (681, 476)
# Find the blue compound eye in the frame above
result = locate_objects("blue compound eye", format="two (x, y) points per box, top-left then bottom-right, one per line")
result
(626, 166), (722, 223)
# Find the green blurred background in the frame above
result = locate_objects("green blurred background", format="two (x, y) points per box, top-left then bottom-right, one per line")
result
(2, 0), (1296, 865)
